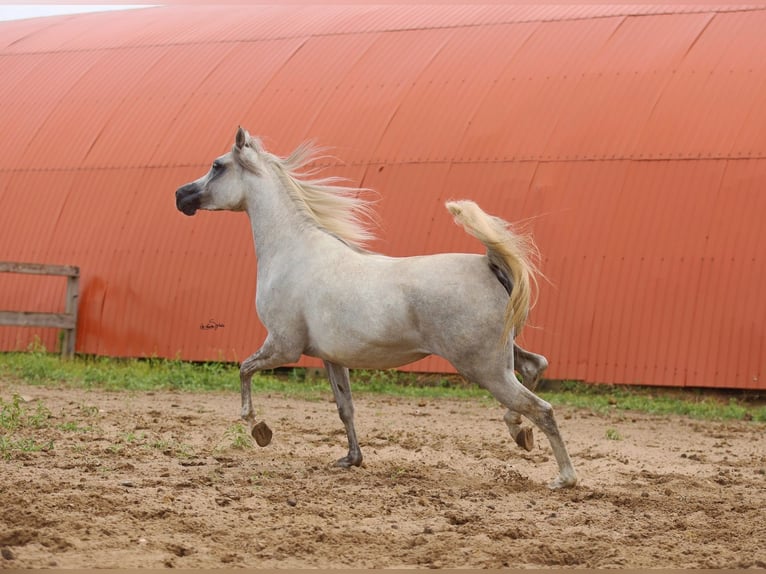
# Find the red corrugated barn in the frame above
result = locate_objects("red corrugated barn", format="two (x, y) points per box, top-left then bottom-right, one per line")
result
(1, 4), (764, 389)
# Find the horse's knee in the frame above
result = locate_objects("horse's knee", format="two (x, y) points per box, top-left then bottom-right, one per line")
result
(336, 402), (354, 424)
(239, 360), (255, 380)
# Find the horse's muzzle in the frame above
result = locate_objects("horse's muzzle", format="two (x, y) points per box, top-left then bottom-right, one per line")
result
(175, 183), (202, 216)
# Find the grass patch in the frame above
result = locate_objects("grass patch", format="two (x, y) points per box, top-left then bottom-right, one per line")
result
(539, 381), (766, 422)
(0, 350), (485, 401)
(0, 350), (764, 422)
(0, 393), (51, 431)
(605, 428), (623, 441)
(147, 438), (195, 459)
(0, 393), (54, 459)
(0, 350), (243, 393)
(218, 422), (254, 451)
(0, 435), (54, 459)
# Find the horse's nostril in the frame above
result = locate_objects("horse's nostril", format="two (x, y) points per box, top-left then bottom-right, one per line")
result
(175, 184), (201, 215)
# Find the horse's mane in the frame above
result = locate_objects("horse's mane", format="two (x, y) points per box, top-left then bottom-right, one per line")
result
(247, 139), (378, 250)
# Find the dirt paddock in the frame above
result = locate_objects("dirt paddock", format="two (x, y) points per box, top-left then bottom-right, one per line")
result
(1, 380), (765, 569)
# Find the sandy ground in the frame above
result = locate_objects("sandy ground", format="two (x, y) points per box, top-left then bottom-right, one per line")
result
(1, 380), (765, 569)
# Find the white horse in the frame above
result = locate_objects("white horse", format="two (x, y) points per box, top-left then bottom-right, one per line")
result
(176, 127), (577, 489)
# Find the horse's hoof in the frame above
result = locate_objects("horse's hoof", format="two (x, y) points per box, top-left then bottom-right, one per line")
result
(514, 427), (534, 451)
(333, 454), (363, 468)
(548, 474), (578, 490)
(251, 421), (273, 447)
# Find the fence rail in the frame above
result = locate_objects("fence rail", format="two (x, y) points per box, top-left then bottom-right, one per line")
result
(0, 262), (80, 357)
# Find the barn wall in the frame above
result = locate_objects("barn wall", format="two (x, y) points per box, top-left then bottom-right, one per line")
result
(0, 5), (763, 389)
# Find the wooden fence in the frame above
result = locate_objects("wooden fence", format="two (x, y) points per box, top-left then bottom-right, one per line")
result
(0, 262), (80, 358)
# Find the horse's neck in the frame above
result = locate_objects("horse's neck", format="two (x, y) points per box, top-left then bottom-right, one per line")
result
(245, 179), (321, 274)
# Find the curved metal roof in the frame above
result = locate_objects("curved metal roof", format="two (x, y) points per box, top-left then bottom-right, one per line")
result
(1, 4), (764, 388)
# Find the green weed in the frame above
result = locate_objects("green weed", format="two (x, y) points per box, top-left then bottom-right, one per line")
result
(122, 430), (146, 444)
(605, 428), (623, 441)
(388, 466), (410, 483)
(57, 421), (92, 433)
(0, 394), (54, 459)
(79, 404), (100, 417)
(0, 435), (54, 459)
(220, 423), (253, 451)
(147, 438), (194, 459)
(0, 394), (51, 431)
(250, 470), (273, 487)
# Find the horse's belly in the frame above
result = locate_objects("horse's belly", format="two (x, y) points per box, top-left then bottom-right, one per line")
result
(332, 349), (430, 370)
(305, 326), (430, 369)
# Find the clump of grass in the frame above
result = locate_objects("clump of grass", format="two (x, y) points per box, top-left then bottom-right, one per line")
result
(219, 422), (253, 451)
(147, 438), (194, 459)
(0, 394), (51, 431)
(56, 421), (95, 433)
(0, 435), (54, 459)
(0, 394), (54, 459)
(605, 428), (623, 441)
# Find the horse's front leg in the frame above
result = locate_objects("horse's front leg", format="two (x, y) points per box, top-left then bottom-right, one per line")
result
(324, 360), (363, 468)
(240, 336), (300, 447)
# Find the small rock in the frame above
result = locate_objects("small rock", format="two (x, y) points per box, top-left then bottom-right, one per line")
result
(1, 547), (14, 560)
(287, 498), (297, 507)
(120, 480), (135, 488)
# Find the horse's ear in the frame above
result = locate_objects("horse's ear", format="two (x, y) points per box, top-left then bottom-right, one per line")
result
(235, 126), (248, 150)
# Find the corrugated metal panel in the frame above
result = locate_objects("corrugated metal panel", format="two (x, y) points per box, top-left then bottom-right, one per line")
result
(0, 5), (764, 389)
(547, 13), (715, 161)
(459, 17), (623, 163)
(0, 50), (103, 171)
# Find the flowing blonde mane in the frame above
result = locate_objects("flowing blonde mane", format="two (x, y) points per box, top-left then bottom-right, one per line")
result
(254, 140), (378, 249)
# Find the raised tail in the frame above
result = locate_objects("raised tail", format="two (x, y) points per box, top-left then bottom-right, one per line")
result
(446, 200), (539, 344)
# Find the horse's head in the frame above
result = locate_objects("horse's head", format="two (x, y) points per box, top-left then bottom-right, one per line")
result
(175, 127), (265, 216)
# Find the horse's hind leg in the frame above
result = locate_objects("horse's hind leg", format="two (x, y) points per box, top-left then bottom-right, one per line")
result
(507, 344), (549, 451)
(324, 360), (363, 468)
(514, 344), (548, 391)
(482, 372), (577, 489)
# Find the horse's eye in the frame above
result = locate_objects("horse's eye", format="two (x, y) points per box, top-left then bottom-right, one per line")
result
(212, 160), (224, 172)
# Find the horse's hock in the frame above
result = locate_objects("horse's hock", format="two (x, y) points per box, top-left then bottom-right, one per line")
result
(0, 261), (80, 357)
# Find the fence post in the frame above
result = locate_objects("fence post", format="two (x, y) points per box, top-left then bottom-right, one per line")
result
(63, 271), (80, 358)
(0, 262), (80, 358)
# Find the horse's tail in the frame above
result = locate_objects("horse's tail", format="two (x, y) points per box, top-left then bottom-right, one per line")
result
(445, 200), (539, 344)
